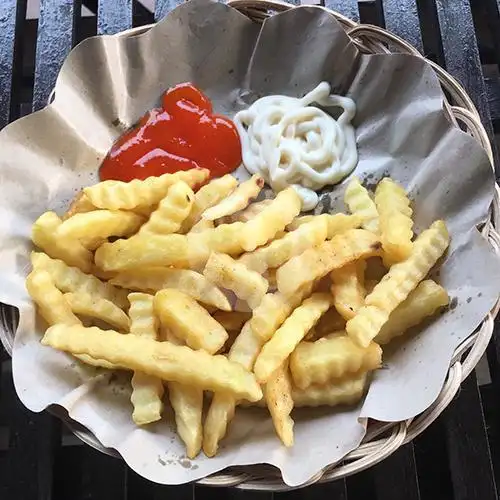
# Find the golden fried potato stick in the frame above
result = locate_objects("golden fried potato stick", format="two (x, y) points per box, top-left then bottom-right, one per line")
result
(253, 293), (332, 384)
(375, 178), (413, 263)
(204, 321), (261, 457)
(180, 174), (238, 232)
(346, 220), (450, 347)
(32, 212), (93, 273)
(276, 229), (380, 297)
(110, 268), (231, 311)
(154, 289), (228, 354)
(344, 177), (379, 233)
(42, 324), (262, 401)
(265, 361), (294, 447)
(331, 261), (367, 320)
(231, 199), (273, 223)
(240, 187), (302, 252)
(203, 252), (268, 309)
(249, 285), (312, 341)
(94, 222), (245, 272)
(287, 213), (364, 239)
(239, 216), (328, 274)
(202, 174), (264, 221)
(290, 333), (382, 389)
(62, 191), (95, 220)
(138, 181), (194, 236)
(26, 270), (117, 369)
(31, 252), (129, 310)
(292, 372), (368, 407)
(58, 210), (144, 241)
(376, 279), (449, 345)
(84, 168), (209, 210)
(189, 219), (214, 233)
(212, 311), (251, 332)
(26, 269), (80, 326)
(128, 293), (164, 425)
(165, 329), (203, 459)
(64, 293), (130, 331)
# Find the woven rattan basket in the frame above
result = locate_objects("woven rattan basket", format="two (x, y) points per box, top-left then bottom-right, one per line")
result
(2, 0), (500, 491)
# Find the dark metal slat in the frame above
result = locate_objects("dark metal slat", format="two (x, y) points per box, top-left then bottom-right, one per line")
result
(372, 444), (420, 500)
(32, 0), (80, 112)
(0, 0), (25, 128)
(381, 0), (423, 53)
(195, 486), (273, 500)
(443, 373), (497, 500)
(434, 0), (494, 138)
(155, 0), (183, 21)
(53, 445), (127, 500)
(128, 471), (194, 500)
(2, 373), (61, 500)
(97, 0), (133, 35)
(324, 0), (359, 22)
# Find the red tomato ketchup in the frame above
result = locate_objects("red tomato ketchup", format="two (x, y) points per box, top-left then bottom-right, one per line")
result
(99, 83), (242, 182)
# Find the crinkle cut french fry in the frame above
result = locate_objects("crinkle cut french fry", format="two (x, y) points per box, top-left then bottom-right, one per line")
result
(189, 219), (214, 233)
(249, 286), (312, 342)
(240, 187), (302, 252)
(202, 174), (264, 221)
(376, 280), (449, 345)
(165, 330), (203, 459)
(84, 168), (209, 210)
(26, 270), (117, 369)
(62, 191), (95, 220)
(212, 311), (251, 333)
(346, 220), (450, 347)
(265, 361), (294, 447)
(32, 212), (93, 273)
(203, 321), (262, 457)
(331, 261), (367, 320)
(203, 392), (237, 457)
(41, 324), (263, 402)
(239, 216), (328, 274)
(128, 293), (164, 425)
(110, 268), (231, 311)
(180, 174), (238, 232)
(31, 252), (129, 310)
(344, 177), (379, 233)
(375, 178), (413, 263)
(292, 372), (368, 407)
(154, 289), (228, 354)
(287, 213), (364, 239)
(203, 252), (268, 308)
(58, 210), (144, 241)
(64, 292), (130, 331)
(94, 222), (245, 272)
(290, 334), (381, 389)
(231, 199), (273, 223)
(253, 293), (332, 383)
(276, 229), (380, 297)
(26, 269), (80, 326)
(138, 181), (194, 236)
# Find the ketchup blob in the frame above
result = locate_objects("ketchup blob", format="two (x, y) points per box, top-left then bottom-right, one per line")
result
(100, 83), (241, 182)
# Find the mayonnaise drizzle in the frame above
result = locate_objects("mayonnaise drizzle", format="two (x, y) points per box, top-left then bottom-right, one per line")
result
(234, 82), (358, 210)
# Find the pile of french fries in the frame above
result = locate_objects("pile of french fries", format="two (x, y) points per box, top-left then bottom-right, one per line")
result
(26, 168), (451, 459)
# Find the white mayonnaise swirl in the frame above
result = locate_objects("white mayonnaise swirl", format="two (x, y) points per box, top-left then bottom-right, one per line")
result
(234, 82), (358, 210)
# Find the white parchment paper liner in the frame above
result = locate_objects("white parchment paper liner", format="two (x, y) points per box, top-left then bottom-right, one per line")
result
(0, 0), (499, 487)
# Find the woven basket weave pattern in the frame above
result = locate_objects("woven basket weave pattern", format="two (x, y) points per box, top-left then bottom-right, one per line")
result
(2, 0), (499, 491)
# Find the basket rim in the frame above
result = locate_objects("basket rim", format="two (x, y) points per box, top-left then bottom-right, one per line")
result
(3, 0), (500, 492)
